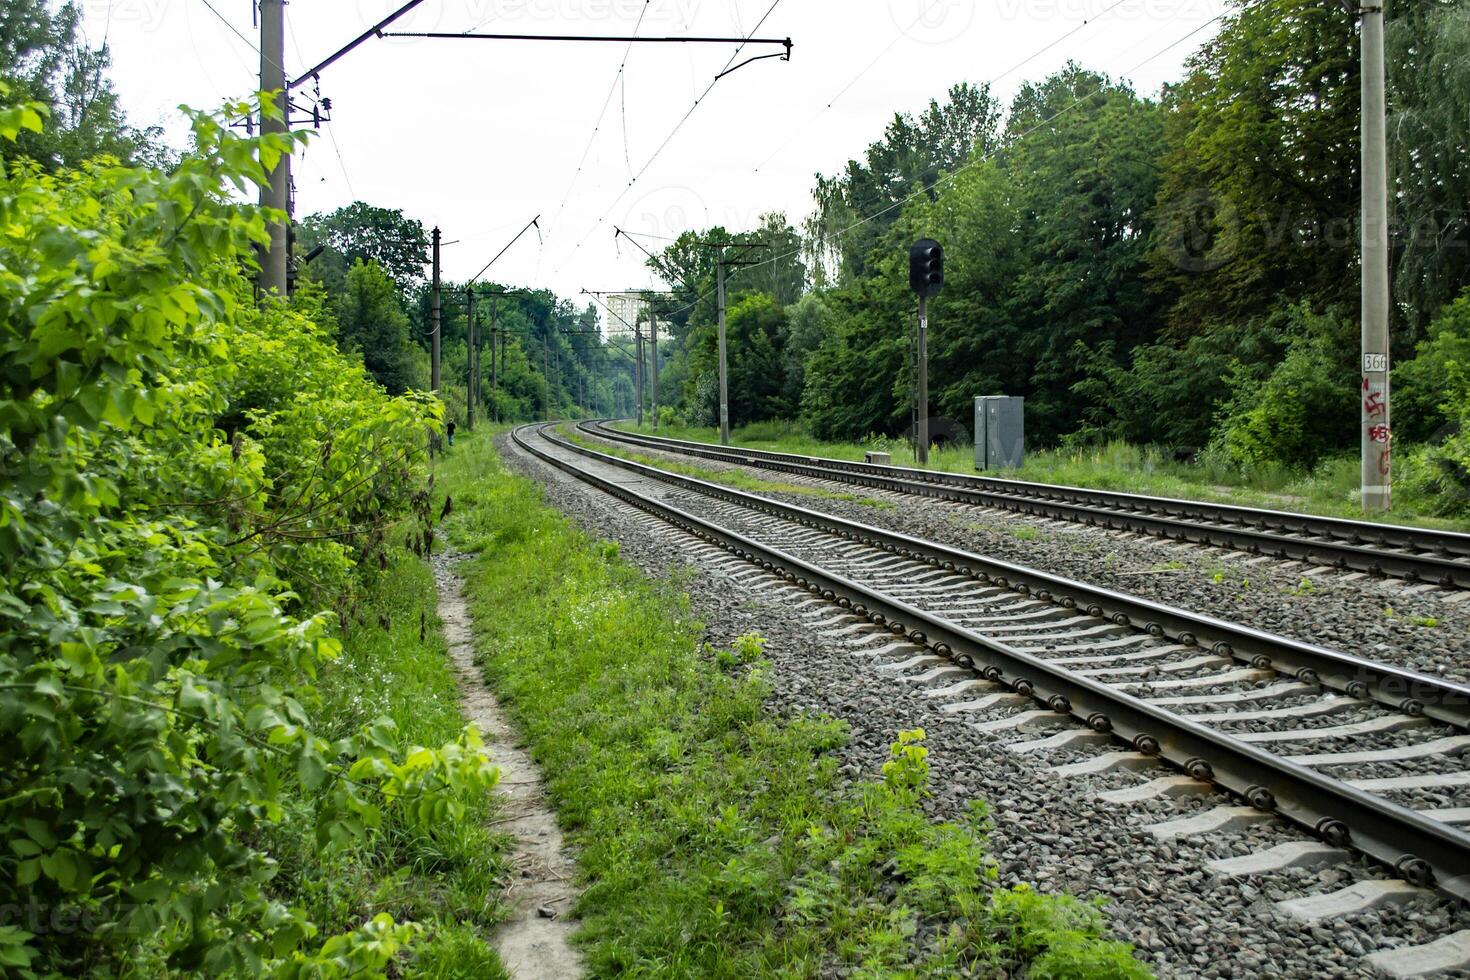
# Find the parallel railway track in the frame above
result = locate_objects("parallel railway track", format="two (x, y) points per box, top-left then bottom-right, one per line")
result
(514, 421), (1470, 906)
(578, 420), (1470, 591)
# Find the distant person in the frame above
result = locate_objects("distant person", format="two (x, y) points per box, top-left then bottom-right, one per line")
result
(446, 418), (457, 447)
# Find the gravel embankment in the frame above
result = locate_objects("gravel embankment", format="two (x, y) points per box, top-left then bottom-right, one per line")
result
(501, 432), (1470, 979)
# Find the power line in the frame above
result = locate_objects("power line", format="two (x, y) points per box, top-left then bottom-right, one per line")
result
(751, 0), (948, 175)
(751, 0), (1132, 176)
(547, 0), (789, 278)
(194, 0), (259, 55)
(545, 0), (654, 246)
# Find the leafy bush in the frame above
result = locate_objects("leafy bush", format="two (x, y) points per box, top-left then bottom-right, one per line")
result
(1212, 304), (1357, 469)
(0, 93), (495, 974)
(1395, 290), (1470, 443)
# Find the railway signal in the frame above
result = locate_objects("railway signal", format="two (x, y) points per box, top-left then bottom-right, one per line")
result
(909, 239), (943, 464)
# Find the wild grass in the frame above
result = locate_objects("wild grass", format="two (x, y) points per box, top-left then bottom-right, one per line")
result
(263, 552), (510, 978)
(614, 422), (1470, 533)
(434, 429), (1149, 978)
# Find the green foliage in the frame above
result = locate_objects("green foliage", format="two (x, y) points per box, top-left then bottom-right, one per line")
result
(1396, 290), (1470, 442)
(1212, 305), (1358, 468)
(439, 435), (1148, 976)
(1147, 0), (1359, 333)
(333, 259), (425, 395)
(298, 201), (429, 295)
(803, 65), (1166, 444)
(0, 98), (496, 974)
(0, 1), (164, 169)
(1387, 0), (1470, 325)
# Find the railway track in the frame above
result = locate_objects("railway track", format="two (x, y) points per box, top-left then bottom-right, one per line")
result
(578, 420), (1470, 591)
(513, 422), (1470, 927)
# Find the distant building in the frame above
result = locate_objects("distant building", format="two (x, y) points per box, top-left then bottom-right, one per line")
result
(605, 292), (648, 339)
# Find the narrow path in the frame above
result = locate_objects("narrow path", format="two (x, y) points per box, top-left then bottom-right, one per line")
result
(433, 552), (584, 979)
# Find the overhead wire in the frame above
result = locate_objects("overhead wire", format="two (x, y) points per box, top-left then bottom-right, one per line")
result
(545, 0), (786, 279)
(543, 0), (655, 248)
(195, 0), (261, 55)
(644, 2), (1241, 322)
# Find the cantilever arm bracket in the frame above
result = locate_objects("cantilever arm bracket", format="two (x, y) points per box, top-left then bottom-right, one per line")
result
(715, 39), (792, 81)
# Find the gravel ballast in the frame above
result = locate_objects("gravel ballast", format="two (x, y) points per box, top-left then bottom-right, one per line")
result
(574, 428), (1468, 685)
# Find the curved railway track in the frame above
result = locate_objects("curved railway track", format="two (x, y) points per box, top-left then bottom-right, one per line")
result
(513, 421), (1470, 909)
(578, 420), (1470, 591)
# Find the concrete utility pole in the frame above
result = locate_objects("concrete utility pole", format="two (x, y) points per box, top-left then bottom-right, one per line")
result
(430, 227), (442, 393)
(1360, 0), (1392, 511)
(490, 295), (499, 420)
(466, 284), (476, 430)
(650, 306), (659, 430)
(715, 257), (730, 444)
(258, 0), (289, 296)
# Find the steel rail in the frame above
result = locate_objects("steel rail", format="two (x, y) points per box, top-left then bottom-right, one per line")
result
(550, 424), (1470, 727)
(581, 420), (1470, 589)
(514, 422), (1470, 900)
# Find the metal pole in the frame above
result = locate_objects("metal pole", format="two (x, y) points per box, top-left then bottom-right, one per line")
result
(1360, 0), (1391, 511)
(650, 307), (659, 430)
(917, 294), (930, 466)
(466, 284), (476, 430)
(634, 323), (644, 426)
(430, 227), (442, 393)
(258, 0), (289, 295)
(716, 256), (731, 444)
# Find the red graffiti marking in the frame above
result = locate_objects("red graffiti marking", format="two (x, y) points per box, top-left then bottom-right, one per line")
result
(1368, 423), (1390, 444)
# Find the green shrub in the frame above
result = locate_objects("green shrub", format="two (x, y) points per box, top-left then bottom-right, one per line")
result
(1395, 289), (1470, 443)
(0, 92), (495, 975)
(1213, 304), (1357, 469)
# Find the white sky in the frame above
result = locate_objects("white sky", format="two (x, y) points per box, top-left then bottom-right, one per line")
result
(80, 0), (1228, 301)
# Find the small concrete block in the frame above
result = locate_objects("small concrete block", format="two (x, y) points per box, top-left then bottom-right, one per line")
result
(1048, 751), (1158, 778)
(1364, 930), (1470, 978)
(1097, 775), (1213, 804)
(923, 679), (995, 699)
(1145, 805), (1275, 840)
(973, 709), (1068, 734)
(900, 666), (972, 686)
(821, 621), (888, 639)
(1206, 841), (1349, 876)
(1276, 879), (1423, 923)
(1443, 590), (1470, 605)
(941, 693), (1028, 714)
(876, 655), (945, 673)
(1005, 730), (1112, 754)
(1234, 714), (1430, 743)
(1293, 735), (1470, 767)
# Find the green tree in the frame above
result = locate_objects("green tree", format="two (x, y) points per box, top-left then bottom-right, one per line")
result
(299, 201), (429, 294)
(996, 66), (1166, 441)
(336, 260), (423, 394)
(1387, 0), (1470, 328)
(807, 82), (1003, 284)
(1147, 0), (1359, 334)
(0, 0), (160, 168)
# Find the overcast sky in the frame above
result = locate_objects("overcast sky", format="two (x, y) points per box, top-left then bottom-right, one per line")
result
(81, 0), (1228, 303)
